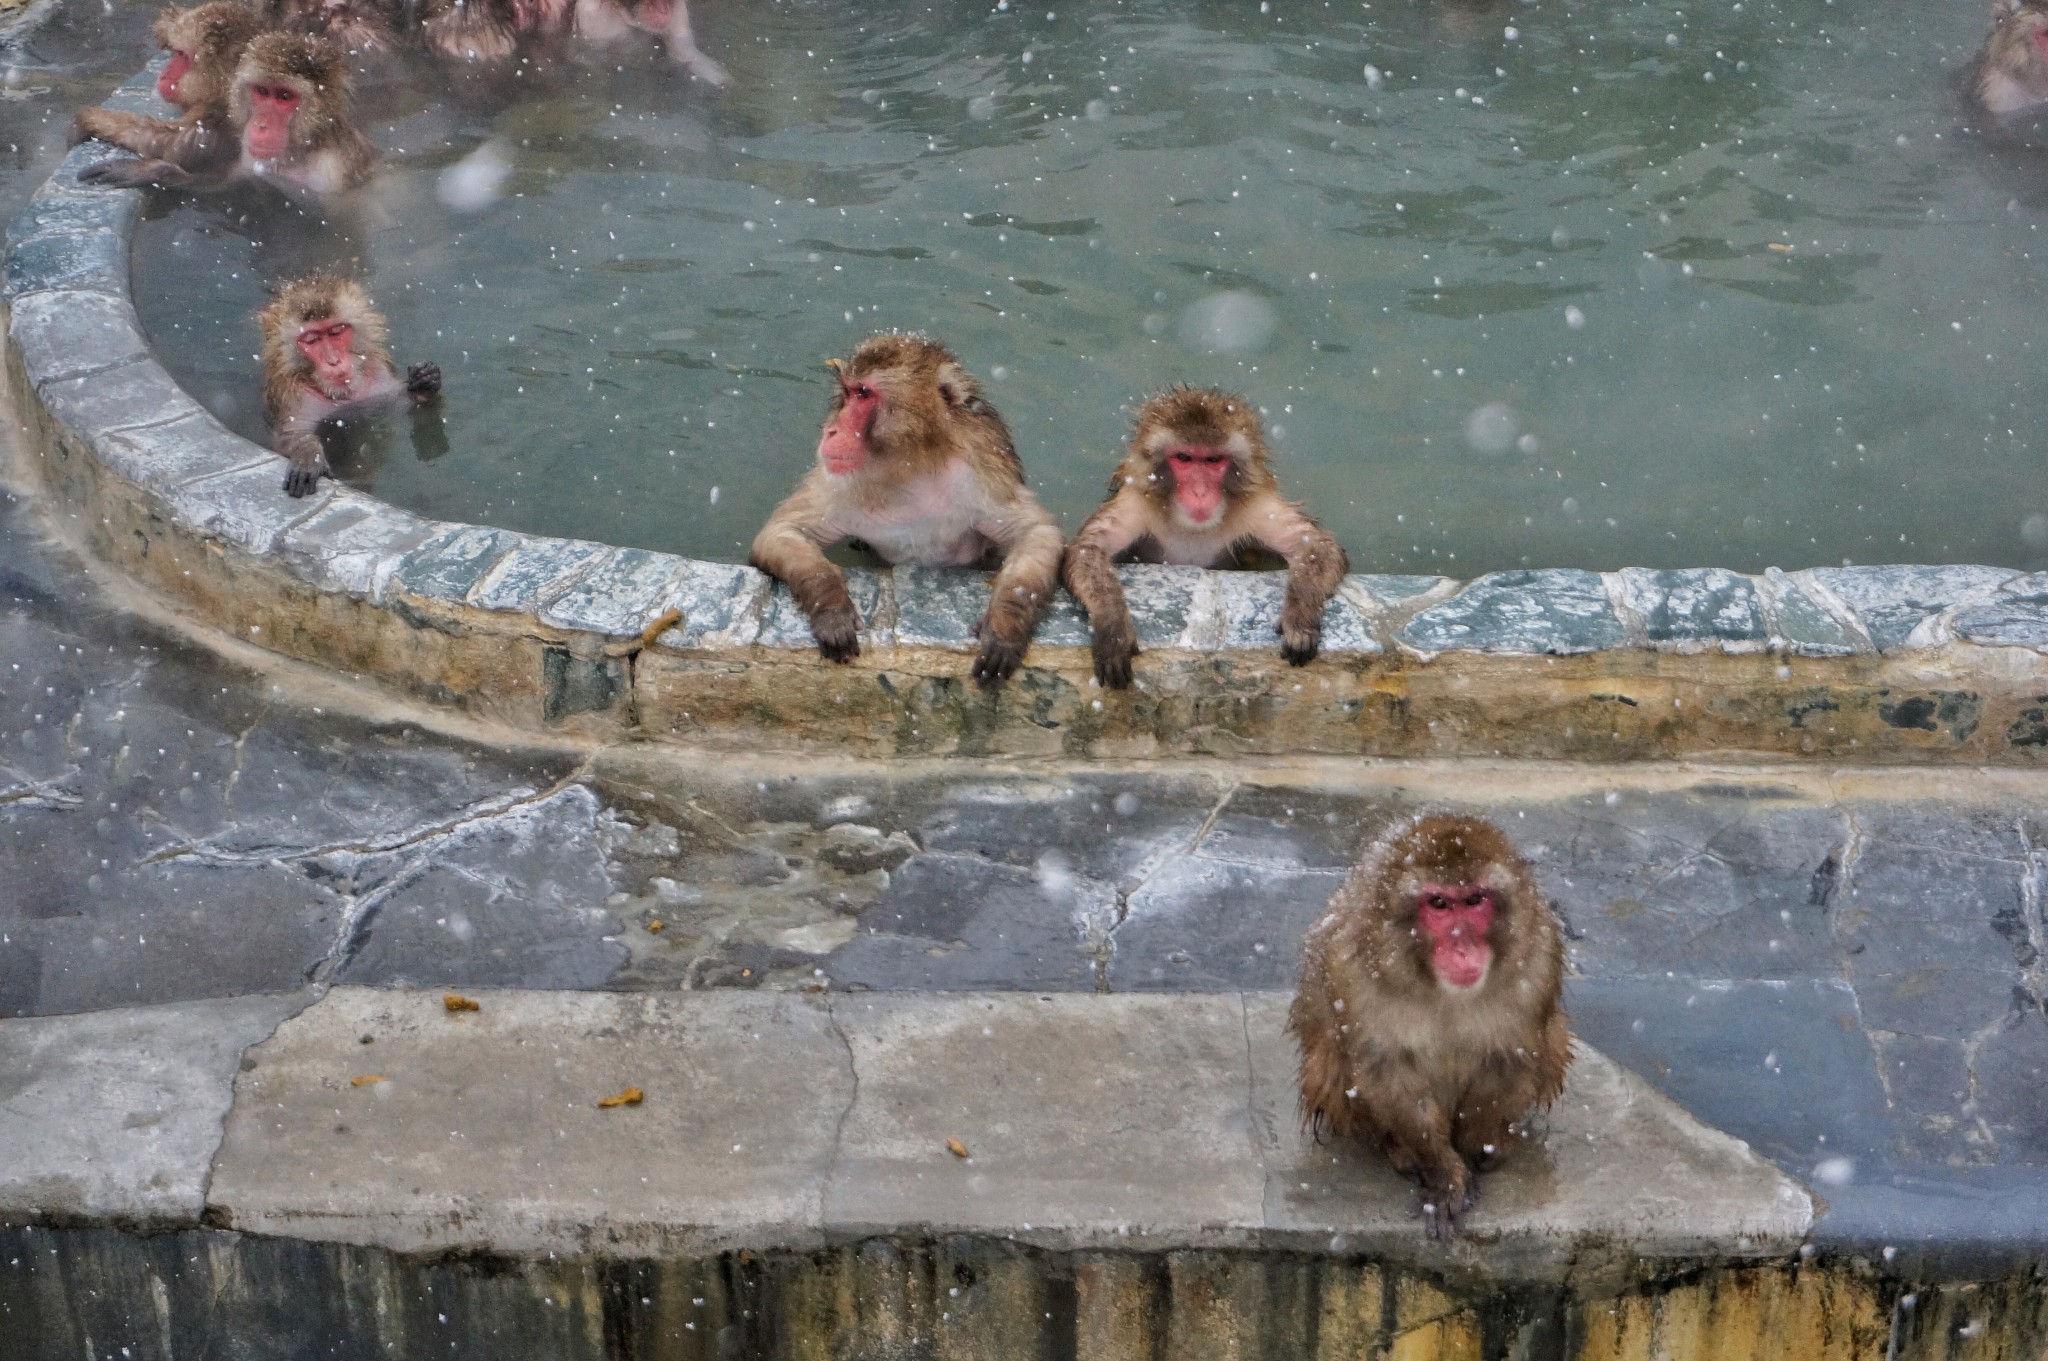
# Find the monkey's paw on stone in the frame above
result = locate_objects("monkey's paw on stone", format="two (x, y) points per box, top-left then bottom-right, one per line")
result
(810, 605), (861, 663)
(1091, 632), (1137, 690)
(406, 361), (443, 399)
(971, 635), (1025, 690)
(1414, 1182), (1476, 1241)
(1278, 620), (1324, 667)
(281, 462), (328, 498)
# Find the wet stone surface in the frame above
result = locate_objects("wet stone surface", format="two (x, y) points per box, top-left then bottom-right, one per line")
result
(1400, 568), (1627, 655)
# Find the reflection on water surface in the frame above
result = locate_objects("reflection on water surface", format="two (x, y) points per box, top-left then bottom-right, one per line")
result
(132, 0), (2048, 574)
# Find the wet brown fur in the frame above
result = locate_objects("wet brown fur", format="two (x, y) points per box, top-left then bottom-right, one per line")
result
(259, 272), (439, 495)
(1289, 815), (1572, 1237)
(265, 0), (403, 55)
(1970, 0), (2048, 114)
(750, 333), (1062, 689)
(1062, 386), (1348, 687)
(71, 3), (265, 175)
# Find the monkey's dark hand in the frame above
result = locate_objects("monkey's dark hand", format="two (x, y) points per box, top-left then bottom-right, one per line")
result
(1278, 613), (1324, 667)
(1091, 625), (1137, 690)
(81, 156), (191, 190)
(1415, 1170), (1473, 1240)
(406, 361), (443, 400)
(810, 602), (861, 663)
(281, 461), (328, 498)
(971, 622), (1026, 691)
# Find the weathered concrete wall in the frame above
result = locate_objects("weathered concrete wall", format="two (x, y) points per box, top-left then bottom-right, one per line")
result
(10, 92), (2048, 763)
(5, 1227), (2044, 1360)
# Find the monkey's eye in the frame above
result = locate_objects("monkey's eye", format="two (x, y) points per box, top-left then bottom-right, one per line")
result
(1424, 894), (1449, 911)
(852, 384), (874, 400)
(1464, 892), (1488, 907)
(1170, 451), (1195, 465)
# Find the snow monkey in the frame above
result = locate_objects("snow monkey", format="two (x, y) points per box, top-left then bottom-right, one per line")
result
(71, 2), (267, 180)
(750, 333), (1065, 690)
(417, 0), (730, 85)
(1061, 386), (1349, 689)
(263, 0), (404, 56)
(260, 273), (442, 497)
(1971, 0), (2048, 115)
(84, 32), (379, 196)
(1290, 814), (1573, 1239)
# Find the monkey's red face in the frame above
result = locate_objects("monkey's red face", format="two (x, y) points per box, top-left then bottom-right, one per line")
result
(158, 48), (194, 104)
(1414, 882), (1495, 991)
(245, 82), (302, 162)
(1164, 446), (1232, 525)
(296, 319), (358, 395)
(818, 378), (880, 476)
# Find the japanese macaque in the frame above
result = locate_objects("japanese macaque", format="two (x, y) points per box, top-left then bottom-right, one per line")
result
(1289, 815), (1572, 1239)
(71, 2), (266, 180)
(260, 273), (442, 496)
(84, 33), (379, 196)
(264, 0), (402, 55)
(750, 334), (1064, 689)
(1971, 0), (2048, 114)
(1062, 387), (1349, 689)
(416, 0), (730, 84)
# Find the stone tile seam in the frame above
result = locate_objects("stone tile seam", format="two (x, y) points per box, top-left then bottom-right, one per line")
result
(194, 987), (328, 1221)
(12, 137), (2048, 670)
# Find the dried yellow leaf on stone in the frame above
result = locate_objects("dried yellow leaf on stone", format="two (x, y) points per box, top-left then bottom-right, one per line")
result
(646, 919), (665, 933)
(598, 1086), (644, 1109)
(351, 1074), (387, 1087)
(946, 1138), (970, 1159)
(444, 993), (480, 1013)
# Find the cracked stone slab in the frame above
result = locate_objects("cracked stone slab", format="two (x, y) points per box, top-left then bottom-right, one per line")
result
(1760, 567), (1865, 657)
(2, 227), (127, 300)
(388, 524), (525, 605)
(91, 410), (267, 492)
(824, 992), (1267, 1247)
(38, 357), (206, 442)
(207, 987), (846, 1257)
(275, 494), (445, 599)
(1400, 569), (1626, 655)
(6, 186), (138, 244)
(9, 289), (145, 385)
(200, 987), (1810, 1270)
(1618, 567), (1767, 652)
(161, 458), (333, 555)
(1214, 571), (1379, 655)
(1950, 571), (2048, 652)
(1805, 565), (2015, 653)
(0, 992), (310, 1227)
(759, 568), (890, 649)
(538, 547), (689, 637)
(1244, 993), (1813, 1266)
(654, 559), (771, 648)
(468, 536), (609, 613)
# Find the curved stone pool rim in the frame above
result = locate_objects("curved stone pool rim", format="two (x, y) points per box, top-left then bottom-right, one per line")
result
(12, 64), (2048, 762)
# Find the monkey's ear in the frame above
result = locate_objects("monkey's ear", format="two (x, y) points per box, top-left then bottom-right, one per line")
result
(1995, 0), (2022, 20)
(935, 360), (976, 408)
(824, 357), (844, 373)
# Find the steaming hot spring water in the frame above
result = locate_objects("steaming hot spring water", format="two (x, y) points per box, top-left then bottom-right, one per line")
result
(131, 0), (2048, 576)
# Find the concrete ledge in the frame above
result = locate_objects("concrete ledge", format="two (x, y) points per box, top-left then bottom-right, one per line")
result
(190, 987), (1809, 1277)
(11, 70), (2048, 761)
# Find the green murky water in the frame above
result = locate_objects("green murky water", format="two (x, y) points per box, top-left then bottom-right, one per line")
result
(132, 0), (2048, 574)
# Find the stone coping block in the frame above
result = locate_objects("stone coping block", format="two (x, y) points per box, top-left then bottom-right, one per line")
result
(9, 94), (2048, 759)
(197, 987), (1811, 1276)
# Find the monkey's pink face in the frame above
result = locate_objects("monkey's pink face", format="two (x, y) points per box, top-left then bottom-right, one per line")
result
(296, 320), (359, 395)
(158, 48), (194, 104)
(1414, 882), (1495, 991)
(244, 82), (302, 162)
(818, 378), (880, 476)
(1164, 446), (1232, 525)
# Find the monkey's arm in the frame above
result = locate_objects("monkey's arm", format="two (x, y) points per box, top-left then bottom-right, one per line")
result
(1359, 1066), (1472, 1240)
(1243, 492), (1349, 666)
(271, 398), (331, 498)
(750, 478), (859, 662)
(969, 488), (1062, 690)
(1060, 492), (1149, 689)
(72, 107), (210, 161)
(660, 0), (731, 84)
(78, 153), (204, 190)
